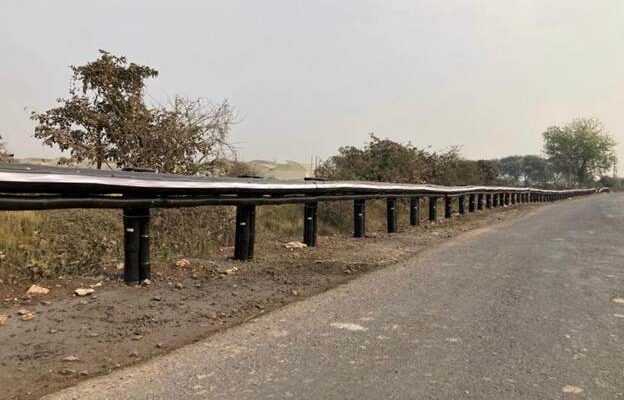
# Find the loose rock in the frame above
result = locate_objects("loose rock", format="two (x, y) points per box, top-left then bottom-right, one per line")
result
(62, 355), (80, 362)
(20, 313), (35, 321)
(26, 284), (50, 295)
(562, 385), (583, 394)
(74, 288), (95, 297)
(0, 314), (8, 326)
(284, 241), (307, 249)
(175, 258), (191, 269)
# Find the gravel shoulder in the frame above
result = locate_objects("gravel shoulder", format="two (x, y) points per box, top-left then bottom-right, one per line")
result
(1, 204), (541, 399)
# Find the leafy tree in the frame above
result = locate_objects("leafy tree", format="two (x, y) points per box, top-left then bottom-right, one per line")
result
(498, 156), (524, 183)
(521, 155), (551, 186)
(31, 50), (158, 169)
(316, 134), (496, 186)
(31, 51), (236, 174)
(122, 96), (236, 175)
(497, 155), (551, 186)
(543, 118), (617, 186)
(476, 160), (500, 185)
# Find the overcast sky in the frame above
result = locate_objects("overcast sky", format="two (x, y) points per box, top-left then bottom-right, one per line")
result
(1, 0), (623, 166)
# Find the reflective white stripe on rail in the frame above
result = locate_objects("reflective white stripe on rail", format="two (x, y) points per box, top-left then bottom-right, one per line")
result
(0, 172), (594, 195)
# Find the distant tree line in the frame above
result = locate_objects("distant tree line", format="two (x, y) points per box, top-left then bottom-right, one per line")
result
(316, 119), (618, 189)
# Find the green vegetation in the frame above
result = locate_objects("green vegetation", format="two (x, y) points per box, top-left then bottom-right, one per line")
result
(543, 118), (617, 187)
(30, 50), (235, 174)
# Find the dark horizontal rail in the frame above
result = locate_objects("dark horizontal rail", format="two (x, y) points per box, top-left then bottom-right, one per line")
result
(0, 163), (596, 284)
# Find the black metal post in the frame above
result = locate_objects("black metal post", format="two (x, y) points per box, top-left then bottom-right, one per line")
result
(468, 194), (476, 212)
(444, 196), (452, 218)
(486, 194), (492, 209)
(234, 204), (256, 260)
(409, 196), (420, 226)
(429, 196), (438, 222)
(137, 208), (150, 281)
(387, 197), (397, 233)
(354, 199), (366, 238)
(458, 195), (466, 215)
(478, 193), (484, 210)
(303, 202), (318, 247)
(123, 208), (143, 283)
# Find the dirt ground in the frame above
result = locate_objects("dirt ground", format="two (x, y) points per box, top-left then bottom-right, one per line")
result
(0, 204), (541, 400)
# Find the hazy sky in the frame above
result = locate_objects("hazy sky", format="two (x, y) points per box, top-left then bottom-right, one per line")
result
(1, 0), (623, 166)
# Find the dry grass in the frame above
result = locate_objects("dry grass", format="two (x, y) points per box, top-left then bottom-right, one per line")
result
(0, 197), (460, 280)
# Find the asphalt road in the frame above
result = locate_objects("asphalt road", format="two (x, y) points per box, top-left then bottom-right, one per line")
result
(45, 194), (624, 400)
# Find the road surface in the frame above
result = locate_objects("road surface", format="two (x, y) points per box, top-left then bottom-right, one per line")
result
(45, 194), (624, 399)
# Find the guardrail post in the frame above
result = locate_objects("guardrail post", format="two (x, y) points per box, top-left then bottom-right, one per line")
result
(410, 196), (420, 226)
(387, 197), (397, 233)
(429, 196), (438, 222)
(458, 195), (466, 215)
(444, 196), (453, 218)
(511, 193), (516, 205)
(486, 194), (492, 209)
(468, 194), (476, 212)
(123, 208), (149, 283)
(494, 193), (500, 207)
(234, 205), (256, 260)
(505, 193), (511, 206)
(354, 199), (366, 237)
(303, 202), (318, 247)
(477, 193), (484, 210)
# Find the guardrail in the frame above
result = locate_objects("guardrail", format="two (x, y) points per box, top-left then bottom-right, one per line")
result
(0, 164), (595, 283)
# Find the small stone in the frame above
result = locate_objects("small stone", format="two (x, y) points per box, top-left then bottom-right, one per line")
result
(62, 355), (80, 362)
(116, 262), (124, 271)
(562, 385), (583, 394)
(208, 312), (218, 319)
(222, 267), (239, 275)
(0, 314), (8, 326)
(291, 290), (299, 296)
(175, 258), (191, 269)
(26, 284), (50, 295)
(284, 241), (307, 249)
(174, 282), (184, 289)
(40, 301), (52, 306)
(130, 351), (139, 358)
(79, 371), (89, 376)
(74, 288), (95, 297)
(151, 296), (162, 302)
(155, 343), (163, 348)
(141, 279), (152, 286)
(613, 298), (624, 304)
(131, 335), (143, 341)
(17, 308), (32, 316)
(49, 329), (58, 334)
(89, 282), (102, 288)
(191, 273), (199, 280)
(20, 313), (35, 321)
